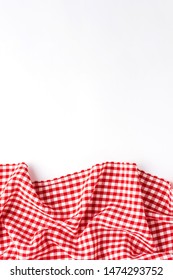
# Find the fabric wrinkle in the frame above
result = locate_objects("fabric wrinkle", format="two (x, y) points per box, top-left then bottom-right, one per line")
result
(0, 161), (172, 259)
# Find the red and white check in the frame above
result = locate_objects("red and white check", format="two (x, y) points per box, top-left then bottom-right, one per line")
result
(0, 162), (172, 259)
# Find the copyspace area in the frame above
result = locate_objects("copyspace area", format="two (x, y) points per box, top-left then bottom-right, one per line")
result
(0, 0), (173, 182)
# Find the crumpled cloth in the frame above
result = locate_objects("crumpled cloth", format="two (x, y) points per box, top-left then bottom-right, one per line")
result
(0, 161), (173, 260)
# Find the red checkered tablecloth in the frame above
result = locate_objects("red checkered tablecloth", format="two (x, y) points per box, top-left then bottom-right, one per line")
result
(0, 162), (173, 259)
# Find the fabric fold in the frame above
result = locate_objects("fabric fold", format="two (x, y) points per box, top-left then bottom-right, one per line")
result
(0, 161), (172, 259)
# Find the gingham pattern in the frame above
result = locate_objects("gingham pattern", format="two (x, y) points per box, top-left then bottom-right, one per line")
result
(0, 162), (173, 260)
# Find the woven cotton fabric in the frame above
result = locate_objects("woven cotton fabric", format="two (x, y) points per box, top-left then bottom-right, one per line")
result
(0, 162), (173, 260)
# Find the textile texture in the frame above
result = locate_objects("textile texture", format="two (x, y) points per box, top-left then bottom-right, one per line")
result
(0, 162), (173, 260)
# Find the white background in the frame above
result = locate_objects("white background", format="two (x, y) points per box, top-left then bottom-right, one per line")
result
(0, 0), (173, 182)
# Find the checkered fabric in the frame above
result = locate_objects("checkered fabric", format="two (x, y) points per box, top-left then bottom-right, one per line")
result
(0, 162), (173, 260)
